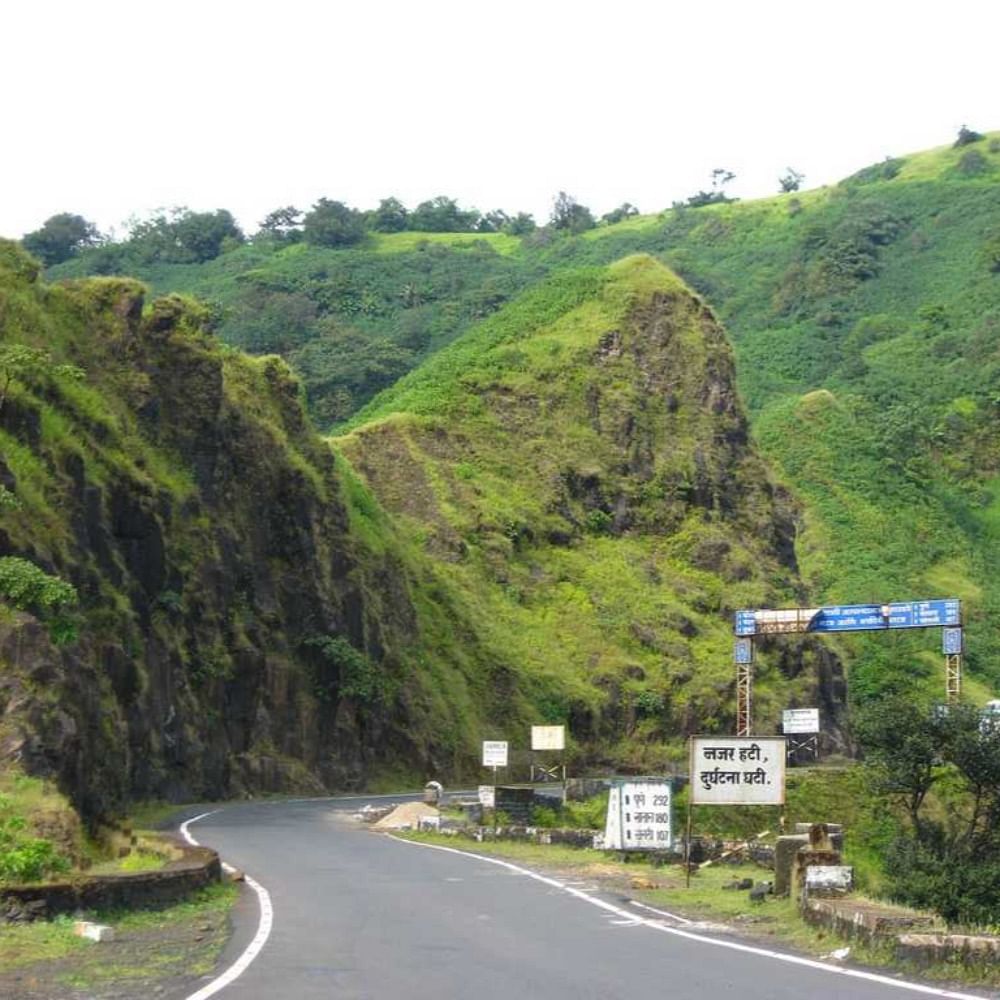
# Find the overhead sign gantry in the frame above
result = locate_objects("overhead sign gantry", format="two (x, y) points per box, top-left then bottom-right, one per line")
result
(732, 599), (963, 736)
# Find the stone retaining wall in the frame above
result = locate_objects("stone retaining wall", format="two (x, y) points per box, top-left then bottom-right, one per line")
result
(0, 842), (221, 922)
(801, 896), (937, 945)
(803, 897), (1000, 969)
(896, 932), (1000, 967)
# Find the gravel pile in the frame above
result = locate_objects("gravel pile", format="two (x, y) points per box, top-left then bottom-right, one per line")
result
(372, 802), (440, 830)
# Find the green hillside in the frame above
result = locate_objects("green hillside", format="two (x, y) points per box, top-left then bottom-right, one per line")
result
(33, 129), (1000, 750)
(336, 255), (843, 766)
(553, 134), (1000, 699)
(2, 242), (828, 815)
(0, 239), (523, 816)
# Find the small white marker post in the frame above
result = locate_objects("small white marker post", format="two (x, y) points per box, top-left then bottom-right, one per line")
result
(481, 740), (509, 838)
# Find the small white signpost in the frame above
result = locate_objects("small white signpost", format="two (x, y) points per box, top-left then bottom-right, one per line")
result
(530, 725), (565, 751)
(689, 736), (786, 806)
(782, 709), (820, 760)
(604, 778), (672, 851)
(782, 708), (820, 734)
(478, 785), (496, 809)
(481, 741), (508, 833)
(481, 741), (509, 768)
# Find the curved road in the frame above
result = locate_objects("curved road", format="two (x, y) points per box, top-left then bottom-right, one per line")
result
(180, 796), (987, 1000)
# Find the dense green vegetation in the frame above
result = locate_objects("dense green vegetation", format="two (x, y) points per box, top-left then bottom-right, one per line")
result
(47, 130), (1000, 706)
(6, 130), (1000, 834)
(857, 700), (1000, 926)
(336, 255), (833, 764)
(1, 235), (825, 818)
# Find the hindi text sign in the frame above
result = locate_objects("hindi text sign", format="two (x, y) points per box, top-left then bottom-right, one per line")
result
(604, 778), (672, 851)
(690, 737), (786, 805)
(782, 708), (820, 734)
(481, 741), (508, 768)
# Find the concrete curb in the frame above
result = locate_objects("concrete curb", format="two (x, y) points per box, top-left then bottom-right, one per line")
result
(0, 839), (221, 922)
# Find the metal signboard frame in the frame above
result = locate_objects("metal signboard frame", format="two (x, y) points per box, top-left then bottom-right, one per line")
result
(782, 708), (820, 735)
(530, 725), (566, 751)
(731, 599), (964, 735)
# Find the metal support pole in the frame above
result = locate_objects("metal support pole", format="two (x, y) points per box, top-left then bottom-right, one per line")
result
(946, 653), (962, 703)
(736, 661), (753, 737)
(685, 796), (693, 889)
(734, 637), (754, 737)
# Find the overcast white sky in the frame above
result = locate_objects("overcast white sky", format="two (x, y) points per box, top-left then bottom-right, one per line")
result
(3, 0), (997, 239)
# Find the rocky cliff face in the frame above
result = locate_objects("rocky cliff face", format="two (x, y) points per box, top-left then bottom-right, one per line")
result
(0, 243), (441, 822)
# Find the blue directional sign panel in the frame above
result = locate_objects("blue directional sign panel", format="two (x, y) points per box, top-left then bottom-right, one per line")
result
(734, 600), (960, 636)
(943, 627), (963, 655)
(734, 638), (753, 664)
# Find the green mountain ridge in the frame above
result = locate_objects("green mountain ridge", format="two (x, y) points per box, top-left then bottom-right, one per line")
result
(0, 241), (838, 818)
(336, 256), (848, 764)
(51, 130), (999, 702)
(5, 131), (1000, 820)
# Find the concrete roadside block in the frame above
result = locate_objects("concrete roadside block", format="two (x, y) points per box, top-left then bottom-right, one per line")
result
(74, 921), (115, 942)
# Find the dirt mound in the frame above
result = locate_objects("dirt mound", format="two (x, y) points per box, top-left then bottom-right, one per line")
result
(372, 802), (440, 830)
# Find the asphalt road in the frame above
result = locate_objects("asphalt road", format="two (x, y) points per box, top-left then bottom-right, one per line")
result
(181, 795), (984, 1000)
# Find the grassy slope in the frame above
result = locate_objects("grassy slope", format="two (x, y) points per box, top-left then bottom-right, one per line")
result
(43, 132), (1000, 710)
(538, 134), (1000, 701)
(336, 256), (826, 766)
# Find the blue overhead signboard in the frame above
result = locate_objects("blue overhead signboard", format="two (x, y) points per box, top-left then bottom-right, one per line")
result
(734, 599), (960, 636)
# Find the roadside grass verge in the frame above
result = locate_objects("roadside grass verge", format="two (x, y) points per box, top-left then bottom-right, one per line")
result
(0, 882), (238, 991)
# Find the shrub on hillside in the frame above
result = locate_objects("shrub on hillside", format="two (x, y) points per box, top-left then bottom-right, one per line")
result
(0, 557), (79, 643)
(0, 794), (71, 884)
(956, 149), (991, 176)
(842, 157), (904, 188)
(984, 233), (1000, 274)
(954, 125), (984, 148)
(857, 700), (1000, 926)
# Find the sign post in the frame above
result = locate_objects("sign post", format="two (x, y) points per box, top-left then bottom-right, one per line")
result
(782, 708), (820, 759)
(687, 736), (786, 886)
(482, 741), (508, 836)
(733, 598), (963, 729)
(603, 778), (672, 854)
(530, 725), (566, 797)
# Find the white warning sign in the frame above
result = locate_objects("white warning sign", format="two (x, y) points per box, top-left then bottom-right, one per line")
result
(689, 737), (786, 805)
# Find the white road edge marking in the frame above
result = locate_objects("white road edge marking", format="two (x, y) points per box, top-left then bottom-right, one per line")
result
(629, 898), (693, 925)
(386, 835), (986, 1000)
(179, 811), (273, 1000)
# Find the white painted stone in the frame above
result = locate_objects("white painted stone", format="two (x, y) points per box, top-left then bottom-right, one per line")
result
(74, 921), (115, 942)
(805, 865), (854, 895)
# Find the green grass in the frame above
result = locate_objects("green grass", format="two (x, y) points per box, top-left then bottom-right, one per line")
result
(0, 882), (238, 985)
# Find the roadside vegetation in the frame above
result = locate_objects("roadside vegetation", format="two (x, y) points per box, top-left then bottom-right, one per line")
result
(0, 882), (237, 997)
